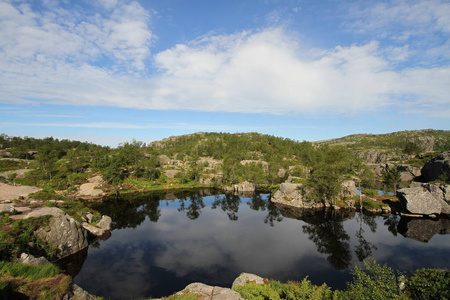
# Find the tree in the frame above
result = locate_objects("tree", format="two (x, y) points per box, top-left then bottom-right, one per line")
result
(382, 167), (401, 194)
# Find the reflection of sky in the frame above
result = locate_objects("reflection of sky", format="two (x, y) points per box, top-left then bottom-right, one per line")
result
(74, 195), (450, 299)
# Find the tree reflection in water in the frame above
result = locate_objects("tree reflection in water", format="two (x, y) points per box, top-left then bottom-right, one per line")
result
(301, 210), (352, 270)
(355, 213), (377, 262)
(212, 194), (241, 221)
(178, 194), (205, 220)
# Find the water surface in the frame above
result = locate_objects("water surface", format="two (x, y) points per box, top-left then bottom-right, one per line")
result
(72, 191), (450, 299)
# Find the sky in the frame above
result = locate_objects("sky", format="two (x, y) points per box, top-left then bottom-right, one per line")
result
(0, 0), (449, 147)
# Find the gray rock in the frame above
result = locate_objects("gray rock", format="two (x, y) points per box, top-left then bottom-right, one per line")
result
(421, 151), (450, 182)
(396, 164), (421, 181)
(232, 273), (265, 289)
(25, 207), (65, 218)
(69, 284), (98, 300)
(397, 187), (443, 215)
(233, 181), (256, 193)
(279, 182), (301, 195)
(18, 253), (49, 266)
(97, 215), (112, 231)
(0, 204), (15, 213)
(176, 282), (243, 300)
(340, 180), (358, 197)
(86, 213), (93, 223)
(35, 214), (89, 258)
(82, 223), (106, 237)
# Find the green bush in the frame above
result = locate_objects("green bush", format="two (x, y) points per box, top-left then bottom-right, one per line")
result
(362, 189), (378, 197)
(29, 190), (66, 201)
(406, 268), (450, 300)
(234, 278), (333, 300)
(344, 258), (401, 299)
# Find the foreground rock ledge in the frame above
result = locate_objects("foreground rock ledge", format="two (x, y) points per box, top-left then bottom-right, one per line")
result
(171, 273), (265, 300)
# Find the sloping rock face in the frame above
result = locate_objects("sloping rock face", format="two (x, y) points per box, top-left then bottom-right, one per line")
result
(76, 175), (105, 199)
(35, 214), (89, 258)
(397, 183), (450, 215)
(0, 182), (41, 201)
(421, 151), (450, 182)
(176, 282), (243, 300)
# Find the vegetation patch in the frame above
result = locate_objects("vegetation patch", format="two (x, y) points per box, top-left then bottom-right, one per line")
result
(0, 262), (71, 300)
(0, 216), (57, 261)
(29, 189), (67, 201)
(0, 160), (28, 172)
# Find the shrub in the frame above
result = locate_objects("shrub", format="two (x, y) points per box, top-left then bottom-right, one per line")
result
(344, 258), (401, 299)
(29, 190), (66, 201)
(405, 268), (450, 300)
(234, 278), (333, 300)
(362, 189), (378, 197)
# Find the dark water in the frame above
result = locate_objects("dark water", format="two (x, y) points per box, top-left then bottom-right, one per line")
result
(71, 190), (450, 300)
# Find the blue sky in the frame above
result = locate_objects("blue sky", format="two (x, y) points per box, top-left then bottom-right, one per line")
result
(0, 0), (449, 147)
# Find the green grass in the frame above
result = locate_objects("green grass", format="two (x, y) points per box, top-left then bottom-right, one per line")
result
(0, 261), (61, 281)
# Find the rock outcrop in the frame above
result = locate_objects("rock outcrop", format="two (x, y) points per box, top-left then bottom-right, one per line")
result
(232, 273), (265, 289)
(76, 175), (105, 199)
(82, 215), (112, 238)
(176, 282), (243, 300)
(0, 182), (41, 201)
(33, 212), (89, 258)
(340, 180), (358, 197)
(396, 164), (421, 181)
(271, 181), (358, 210)
(397, 183), (450, 216)
(421, 151), (450, 182)
(223, 181), (256, 196)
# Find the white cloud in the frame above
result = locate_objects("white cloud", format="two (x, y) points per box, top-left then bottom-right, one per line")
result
(0, 0), (153, 71)
(0, 1), (448, 119)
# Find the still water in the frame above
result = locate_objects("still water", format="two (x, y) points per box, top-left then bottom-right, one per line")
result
(71, 190), (450, 299)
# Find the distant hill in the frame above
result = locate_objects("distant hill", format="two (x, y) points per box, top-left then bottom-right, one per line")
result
(314, 129), (450, 164)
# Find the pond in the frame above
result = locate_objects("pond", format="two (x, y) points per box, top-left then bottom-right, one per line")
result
(70, 190), (450, 299)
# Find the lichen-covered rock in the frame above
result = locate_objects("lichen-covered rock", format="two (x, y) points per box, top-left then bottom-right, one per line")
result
(232, 273), (265, 289)
(35, 214), (89, 258)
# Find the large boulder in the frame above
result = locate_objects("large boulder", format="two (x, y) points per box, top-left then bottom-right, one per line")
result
(396, 164), (421, 181)
(340, 180), (358, 197)
(232, 273), (265, 289)
(35, 214), (89, 258)
(421, 151), (450, 182)
(176, 282), (243, 300)
(76, 176), (105, 199)
(397, 184), (450, 215)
